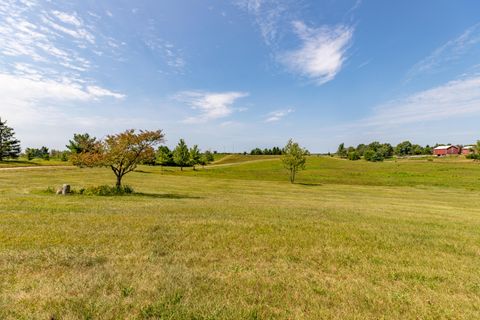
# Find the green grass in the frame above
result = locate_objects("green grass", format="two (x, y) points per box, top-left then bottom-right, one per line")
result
(1, 157), (480, 318)
(211, 154), (279, 165)
(180, 156), (480, 190)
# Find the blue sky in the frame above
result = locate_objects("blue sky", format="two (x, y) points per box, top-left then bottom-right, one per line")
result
(1, 0), (480, 152)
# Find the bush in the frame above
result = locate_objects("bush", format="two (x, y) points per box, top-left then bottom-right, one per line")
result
(364, 150), (384, 162)
(39, 185), (134, 196)
(466, 153), (480, 160)
(347, 151), (361, 161)
(79, 185), (134, 196)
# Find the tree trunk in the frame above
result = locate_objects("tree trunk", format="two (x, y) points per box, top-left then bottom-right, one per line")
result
(290, 168), (295, 183)
(116, 174), (122, 188)
(180, 166), (183, 171)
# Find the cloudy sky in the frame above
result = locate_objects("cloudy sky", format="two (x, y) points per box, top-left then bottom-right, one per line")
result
(1, 0), (480, 152)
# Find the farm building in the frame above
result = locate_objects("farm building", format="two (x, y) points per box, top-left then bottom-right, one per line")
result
(433, 145), (460, 156)
(461, 146), (475, 155)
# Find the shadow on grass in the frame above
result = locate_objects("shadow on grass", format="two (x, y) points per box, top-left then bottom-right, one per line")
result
(134, 169), (154, 174)
(134, 192), (202, 199)
(297, 182), (323, 187)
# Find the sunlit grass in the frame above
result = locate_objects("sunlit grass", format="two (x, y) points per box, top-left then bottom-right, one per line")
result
(1, 158), (480, 318)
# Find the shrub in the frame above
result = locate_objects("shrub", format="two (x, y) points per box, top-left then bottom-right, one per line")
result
(79, 185), (134, 196)
(347, 151), (360, 161)
(364, 150), (384, 162)
(466, 154), (480, 160)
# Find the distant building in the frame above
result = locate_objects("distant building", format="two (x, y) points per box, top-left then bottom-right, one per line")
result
(433, 145), (460, 156)
(461, 146), (475, 155)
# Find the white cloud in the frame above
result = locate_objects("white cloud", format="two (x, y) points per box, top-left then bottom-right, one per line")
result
(407, 23), (480, 80)
(264, 108), (294, 122)
(40, 14), (95, 44)
(235, 0), (293, 45)
(279, 21), (353, 85)
(51, 10), (82, 27)
(175, 91), (249, 123)
(0, 72), (126, 147)
(361, 75), (480, 127)
(86, 86), (125, 100)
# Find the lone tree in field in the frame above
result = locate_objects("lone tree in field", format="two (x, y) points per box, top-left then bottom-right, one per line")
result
(66, 133), (97, 154)
(0, 117), (21, 161)
(189, 145), (201, 170)
(71, 129), (164, 188)
(336, 143), (347, 158)
(173, 139), (189, 171)
(282, 139), (308, 183)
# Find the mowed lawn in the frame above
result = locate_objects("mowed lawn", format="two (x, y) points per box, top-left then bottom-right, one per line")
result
(1, 157), (480, 319)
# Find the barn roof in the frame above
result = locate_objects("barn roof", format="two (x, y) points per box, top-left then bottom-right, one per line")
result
(434, 145), (456, 150)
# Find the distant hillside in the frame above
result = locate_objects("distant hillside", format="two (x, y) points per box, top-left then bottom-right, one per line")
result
(212, 154), (280, 165)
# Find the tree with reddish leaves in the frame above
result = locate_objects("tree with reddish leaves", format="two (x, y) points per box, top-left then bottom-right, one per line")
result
(71, 129), (164, 188)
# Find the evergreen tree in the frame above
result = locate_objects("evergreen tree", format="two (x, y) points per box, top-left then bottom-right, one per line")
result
(66, 133), (97, 154)
(0, 118), (21, 161)
(173, 139), (190, 171)
(156, 146), (173, 167)
(204, 150), (215, 163)
(189, 145), (201, 170)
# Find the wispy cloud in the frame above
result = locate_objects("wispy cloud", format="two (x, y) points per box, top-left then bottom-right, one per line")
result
(361, 75), (480, 127)
(279, 21), (353, 85)
(175, 91), (249, 123)
(234, 0), (293, 45)
(235, 1), (355, 85)
(143, 20), (186, 72)
(407, 23), (480, 80)
(264, 108), (294, 122)
(0, 0), (127, 148)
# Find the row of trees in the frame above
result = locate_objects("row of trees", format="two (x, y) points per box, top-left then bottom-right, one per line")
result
(0, 116), (308, 184)
(68, 130), (309, 186)
(157, 139), (215, 170)
(250, 146), (283, 155)
(336, 141), (435, 162)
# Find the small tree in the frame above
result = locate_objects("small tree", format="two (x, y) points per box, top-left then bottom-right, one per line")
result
(0, 117), (21, 161)
(336, 143), (347, 158)
(24, 147), (49, 160)
(347, 151), (360, 160)
(189, 145), (201, 170)
(173, 139), (189, 171)
(156, 146), (173, 168)
(66, 133), (97, 154)
(204, 150), (214, 163)
(71, 129), (164, 188)
(281, 139), (308, 183)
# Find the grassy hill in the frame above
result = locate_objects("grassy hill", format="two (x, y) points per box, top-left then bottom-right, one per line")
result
(180, 156), (480, 190)
(211, 154), (280, 165)
(1, 157), (480, 318)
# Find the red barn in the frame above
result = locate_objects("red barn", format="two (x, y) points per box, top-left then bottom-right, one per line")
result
(461, 146), (475, 155)
(433, 145), (460, 156)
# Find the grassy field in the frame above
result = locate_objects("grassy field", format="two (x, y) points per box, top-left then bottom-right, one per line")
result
(1, 156), (480, 318)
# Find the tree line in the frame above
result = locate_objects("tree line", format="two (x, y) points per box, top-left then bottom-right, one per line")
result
(336, 141), (435, 162)
(249, 146), (283, 155)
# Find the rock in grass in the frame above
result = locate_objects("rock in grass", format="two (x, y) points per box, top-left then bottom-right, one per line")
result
(57, 184), (71, 195)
